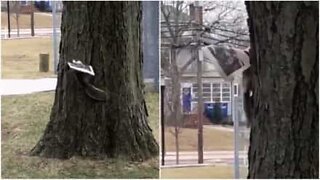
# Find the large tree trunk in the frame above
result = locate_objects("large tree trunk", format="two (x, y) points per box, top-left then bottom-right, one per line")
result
(30, 1), (158, 161)
(246, 2), (318, 178)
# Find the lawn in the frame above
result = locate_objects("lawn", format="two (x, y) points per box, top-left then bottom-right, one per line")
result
(1, 92), (159, 178)
(1, 12), (60, 29)
(165, 126), (248, 151)
(1, 38), (56, 79)
(161, 166), (248, 179)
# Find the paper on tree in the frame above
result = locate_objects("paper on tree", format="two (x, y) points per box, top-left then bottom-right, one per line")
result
(202, 45), (250, 80)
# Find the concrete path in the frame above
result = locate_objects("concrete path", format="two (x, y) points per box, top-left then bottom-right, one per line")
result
(1, 28), (60, 39)
(162, 151), (248, 167)
(1, 78), (57, 95)
(203, 125), (234, 132)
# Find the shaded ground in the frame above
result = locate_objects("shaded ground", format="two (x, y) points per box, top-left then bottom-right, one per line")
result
(1, 38), (56, 79)
(1, 92), (159, 178)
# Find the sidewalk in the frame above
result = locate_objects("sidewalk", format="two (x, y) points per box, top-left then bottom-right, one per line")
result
(0, 78), (57, 95)
(162, 151), (248, 167)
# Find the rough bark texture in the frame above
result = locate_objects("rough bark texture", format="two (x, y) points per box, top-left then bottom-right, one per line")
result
(246, 2), (318, 178)
(30, 1), (158, 161)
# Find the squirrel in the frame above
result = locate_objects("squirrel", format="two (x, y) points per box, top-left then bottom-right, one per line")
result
(243, 48), (255, 127)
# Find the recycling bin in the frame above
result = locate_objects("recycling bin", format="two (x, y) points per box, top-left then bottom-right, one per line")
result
(204, 102), (228, 123)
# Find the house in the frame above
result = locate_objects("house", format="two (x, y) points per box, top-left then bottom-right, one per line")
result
(162, 40), (249, 125)
(1, 1), (63, 13)
(161, 2), (250, 126)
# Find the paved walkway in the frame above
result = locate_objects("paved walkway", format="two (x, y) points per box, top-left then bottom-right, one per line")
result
(1, 28), (60, 39)
(1, 78), (57, 95)
(162, 151), (248, 167)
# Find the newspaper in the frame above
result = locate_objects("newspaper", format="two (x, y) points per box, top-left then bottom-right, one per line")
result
(67, 60), (95, 76)
(202, 45), (250, 80)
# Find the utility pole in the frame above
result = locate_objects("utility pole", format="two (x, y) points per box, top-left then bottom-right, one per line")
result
(52, 1), (58, 74)
(230, 79), (240, 178)
(193, 1), (204, 164)
(7, 1), (11, 38)
(30, 2), (35, 36)
(161, 84), (165, 166)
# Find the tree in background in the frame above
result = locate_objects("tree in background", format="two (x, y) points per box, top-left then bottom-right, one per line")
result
(246, 1), (318, 178)
(31, 1), (158, 161)
(10, 1), (21, 37)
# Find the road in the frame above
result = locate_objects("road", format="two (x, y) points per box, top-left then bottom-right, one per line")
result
(1, 28), (60, 39)
(162, 151), (248, 167)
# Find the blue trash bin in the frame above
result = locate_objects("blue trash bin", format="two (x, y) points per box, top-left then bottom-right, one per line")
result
(221, 103), (228, 119)
(203, 102), (229, 123)
(204, 103), (214, 120)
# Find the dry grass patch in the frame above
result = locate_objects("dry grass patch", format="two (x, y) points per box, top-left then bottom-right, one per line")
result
(1, 38), (57, 79)
(161, 166), (248, 179)
(2, 92), (159, 178)
(165, 126), (248, 151)
(1, 12), (60, 29)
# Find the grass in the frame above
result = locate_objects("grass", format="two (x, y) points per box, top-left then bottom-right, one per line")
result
(165, 127), (248, 151)
(1, 12), (60, 29)
(1, 92), (159, 178)
(1, 38), (56, 79)
(161, 166), (248, 179)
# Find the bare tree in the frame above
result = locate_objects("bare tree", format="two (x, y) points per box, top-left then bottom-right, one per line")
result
(161, 1), (192, 165)
(202, 1), (249, 47)
(10, 2), (21, 37)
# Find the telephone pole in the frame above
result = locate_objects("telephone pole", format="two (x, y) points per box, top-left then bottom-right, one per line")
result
(30, 2), (35, 36)
(192, 1), (204, 164)
(7, 1), (11, 38)
(52, 1), (58, 74)
(161, 84), (165, 166)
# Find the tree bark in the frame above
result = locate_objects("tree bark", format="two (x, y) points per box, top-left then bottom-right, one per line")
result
(246, 1), (318, 178)
(30, 1), (158, 161)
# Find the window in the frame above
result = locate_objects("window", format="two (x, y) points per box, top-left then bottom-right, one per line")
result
(234, 84), (239, 97)
(191, 82), (231, 103)
(20, 1), (28, 6)
(222, 83), (231, 101)
(192, 83), (198, 101)
(202, 83), (211, 102)
(212, 83), (221, 102)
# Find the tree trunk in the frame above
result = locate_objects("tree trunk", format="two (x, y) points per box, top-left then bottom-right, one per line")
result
(246, 2), (318, 178)
(30, 1), (158, 161)
(169, 47), (182, 165)
(174, 126), (179, 164)
(30, 3), (34, 37)
(16, 13), (19, 37)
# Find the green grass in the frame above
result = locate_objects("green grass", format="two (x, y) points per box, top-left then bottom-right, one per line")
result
(1, 92), (159, 178)
(161, 166), (248, 179)
(2, 38), (56, 79)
